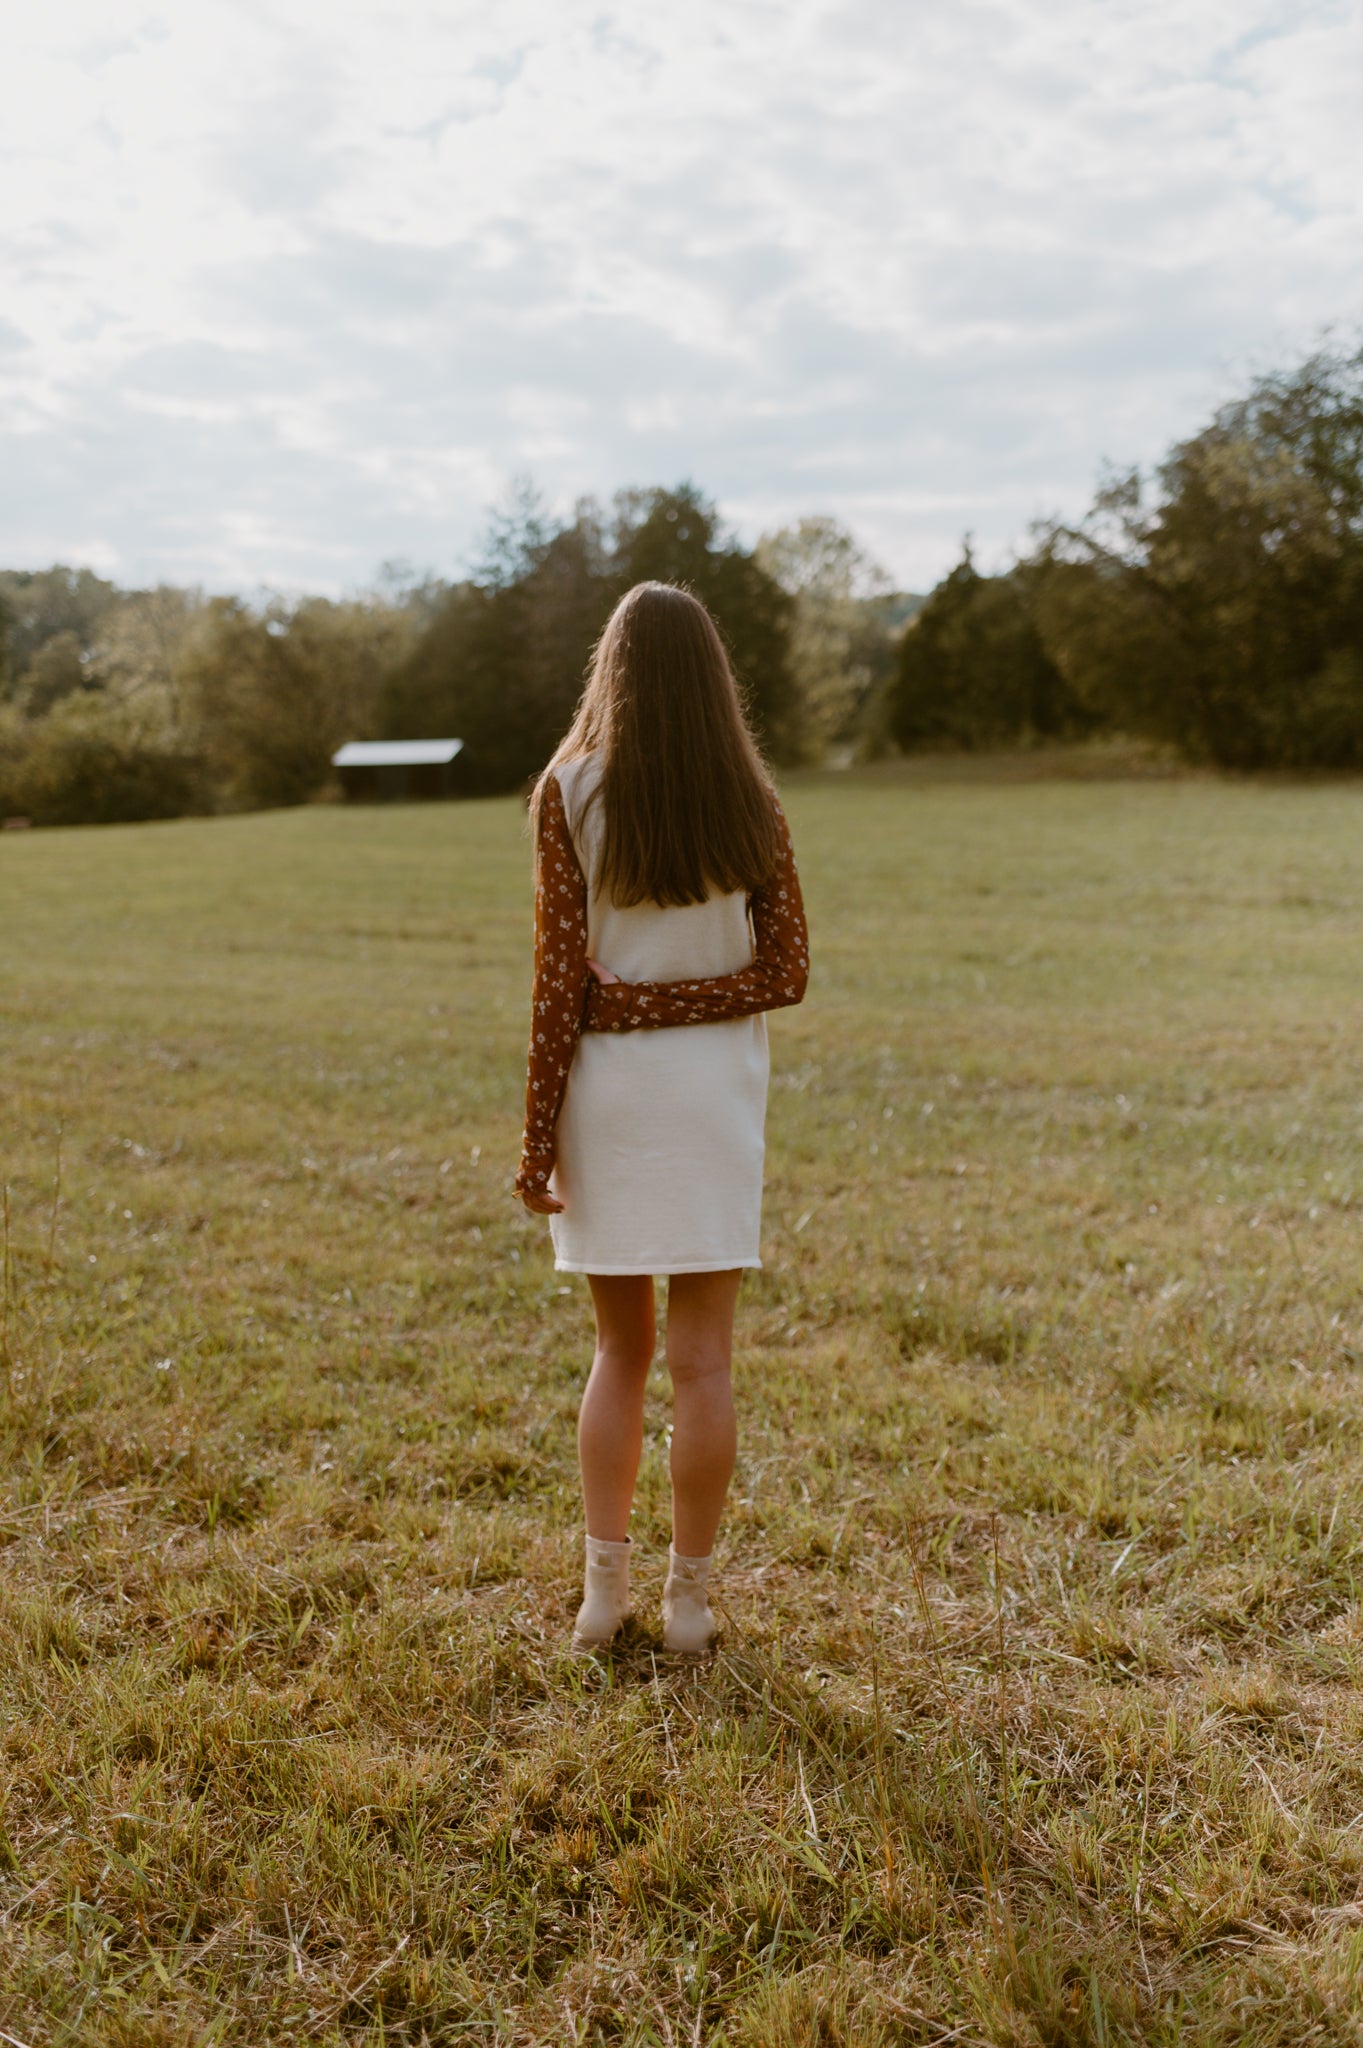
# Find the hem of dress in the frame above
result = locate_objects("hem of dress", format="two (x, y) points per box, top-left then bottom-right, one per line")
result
(553, 1256), (763, 1276)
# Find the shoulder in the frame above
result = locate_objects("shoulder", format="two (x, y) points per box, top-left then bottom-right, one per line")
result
(553, 751), (603, 843)
(533, 762), (594, 885)
(532, 771), (577, 871)
(531, 768), (568, 841)
(554, 750), (599, 803)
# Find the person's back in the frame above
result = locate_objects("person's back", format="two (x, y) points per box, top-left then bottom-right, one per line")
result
(550, 744), (771, 1279)
(515, 581), (809, 1657)
(557, 749), (755, 985)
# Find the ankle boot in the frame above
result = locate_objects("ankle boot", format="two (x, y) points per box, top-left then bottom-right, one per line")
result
(662, 1548), (716, 1655)
(571, 1535), (631, 1653)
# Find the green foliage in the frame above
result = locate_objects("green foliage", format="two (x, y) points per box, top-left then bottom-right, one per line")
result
(18, 627), (93, 715)
(612, 484), (798, 758)
(187, 594), (415, 808)
(93, 583), (204, 739)
(384, 484), (799, 792)
(11, 337), (1363, 828)
(895, 339), (1363, 769)
(756, 517), (911, 760)
(1035, 342), (1363, 767)
(890, 547), (1086, 751)
(383, 516), (614, 796)
(0, 695), (207, 826)
(0, 582), (215, 824)
(3, 485), (799, 823)
(0, 563), (119, 700)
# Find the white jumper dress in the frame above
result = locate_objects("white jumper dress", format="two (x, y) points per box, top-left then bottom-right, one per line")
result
(548, 752), (769, 1276)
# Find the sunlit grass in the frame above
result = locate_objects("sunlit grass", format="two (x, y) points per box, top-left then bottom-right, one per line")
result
(4, 768), (1363, 2043)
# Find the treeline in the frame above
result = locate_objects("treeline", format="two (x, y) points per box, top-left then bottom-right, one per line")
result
(4, 339), (1361, 827)
(892, 339), (1363, 768)
(0, 486), (905, 825)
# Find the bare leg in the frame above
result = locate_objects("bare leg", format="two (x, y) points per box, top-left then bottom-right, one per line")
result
(579, 1274), (656, 1542)
(666, 1269), (741, 1558)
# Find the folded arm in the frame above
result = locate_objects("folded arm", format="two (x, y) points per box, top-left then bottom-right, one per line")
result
(515, 773), (589, 1201)
(584, 802), (809, 1034)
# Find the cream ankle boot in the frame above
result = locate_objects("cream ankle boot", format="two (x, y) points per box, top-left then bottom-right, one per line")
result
(662, 1548), (716, 1655)
(571, 1535), (631, 1653)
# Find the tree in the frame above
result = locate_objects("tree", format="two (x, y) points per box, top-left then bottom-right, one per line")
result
(756, 516), (903, 758)
(93, 585), (204, 739)
(0, 565), (118, 702)
(381, 516), (616, 796)
(187, 595), (411, 808)
(21, 630), (92, 716)
(1035, 342), (1363, 767)
(383, 483), (799, 793)
(890, 546), (1083, 751)
(611, 485), (797, 757)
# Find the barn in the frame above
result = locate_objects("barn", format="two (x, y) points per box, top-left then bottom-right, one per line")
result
(332, 739), (465, 802)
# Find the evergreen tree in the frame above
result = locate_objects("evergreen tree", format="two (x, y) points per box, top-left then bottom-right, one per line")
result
(890, 547), (1082, 751)
(383, 483), (798, 791)
(611, 485), (797, 757)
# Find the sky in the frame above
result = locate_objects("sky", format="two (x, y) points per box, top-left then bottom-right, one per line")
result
(3, 1), (1361, 597)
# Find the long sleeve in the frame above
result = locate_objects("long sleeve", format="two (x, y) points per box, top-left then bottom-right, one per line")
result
(516, 774), (589, 1199)
(584, 801), (809, 1034)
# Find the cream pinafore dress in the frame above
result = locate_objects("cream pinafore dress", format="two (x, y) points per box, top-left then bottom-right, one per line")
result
(549, 752), (769, 1276)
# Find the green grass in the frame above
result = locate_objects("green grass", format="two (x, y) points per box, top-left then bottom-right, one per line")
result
(4, 770), (1363, 2045)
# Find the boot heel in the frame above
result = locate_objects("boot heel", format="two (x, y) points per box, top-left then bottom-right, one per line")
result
(571, 1534), (631, 1653)
(662, 1547), (716, 1656)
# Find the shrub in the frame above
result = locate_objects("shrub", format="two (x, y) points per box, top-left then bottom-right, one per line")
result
(0, 699), (208, 827)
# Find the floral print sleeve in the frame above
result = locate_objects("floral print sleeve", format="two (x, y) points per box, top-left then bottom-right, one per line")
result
(515, 774), (589, 1200)
(584, 801), (809, 1034)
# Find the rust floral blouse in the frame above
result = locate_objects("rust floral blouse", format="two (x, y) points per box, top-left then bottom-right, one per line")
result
(515, 773), (810, 1199)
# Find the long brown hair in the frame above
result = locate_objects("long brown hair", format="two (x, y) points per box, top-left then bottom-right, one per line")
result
(532, 582), (780, 908)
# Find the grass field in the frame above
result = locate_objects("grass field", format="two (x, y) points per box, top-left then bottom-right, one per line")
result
(4, 769), (1363, 2045)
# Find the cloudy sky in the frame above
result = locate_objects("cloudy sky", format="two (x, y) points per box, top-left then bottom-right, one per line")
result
(3, 1), (1361, 596)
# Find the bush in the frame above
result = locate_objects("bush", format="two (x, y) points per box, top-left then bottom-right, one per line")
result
(0, 700), (208, 827)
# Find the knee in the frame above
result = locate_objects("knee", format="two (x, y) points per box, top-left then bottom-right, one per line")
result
(597, 1332), (655, 1379)
(667, 1347), (732, 1391)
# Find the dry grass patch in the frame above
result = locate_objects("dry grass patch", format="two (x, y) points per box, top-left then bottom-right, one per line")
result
(4, 776), (1363, 2041)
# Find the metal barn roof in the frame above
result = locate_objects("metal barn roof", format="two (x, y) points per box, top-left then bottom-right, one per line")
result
(332, 739), (463, 767)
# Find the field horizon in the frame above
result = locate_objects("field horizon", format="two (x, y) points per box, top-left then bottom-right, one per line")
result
(4, 774), (1363, 2044)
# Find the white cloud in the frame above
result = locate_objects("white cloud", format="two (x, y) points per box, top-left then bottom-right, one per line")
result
(1, 0), (1360, 592)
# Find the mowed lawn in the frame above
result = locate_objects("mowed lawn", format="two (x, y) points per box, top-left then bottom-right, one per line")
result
(4, 770), (1363, 2046)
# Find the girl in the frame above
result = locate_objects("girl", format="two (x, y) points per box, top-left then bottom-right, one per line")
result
(515, 581), (809, 1655)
